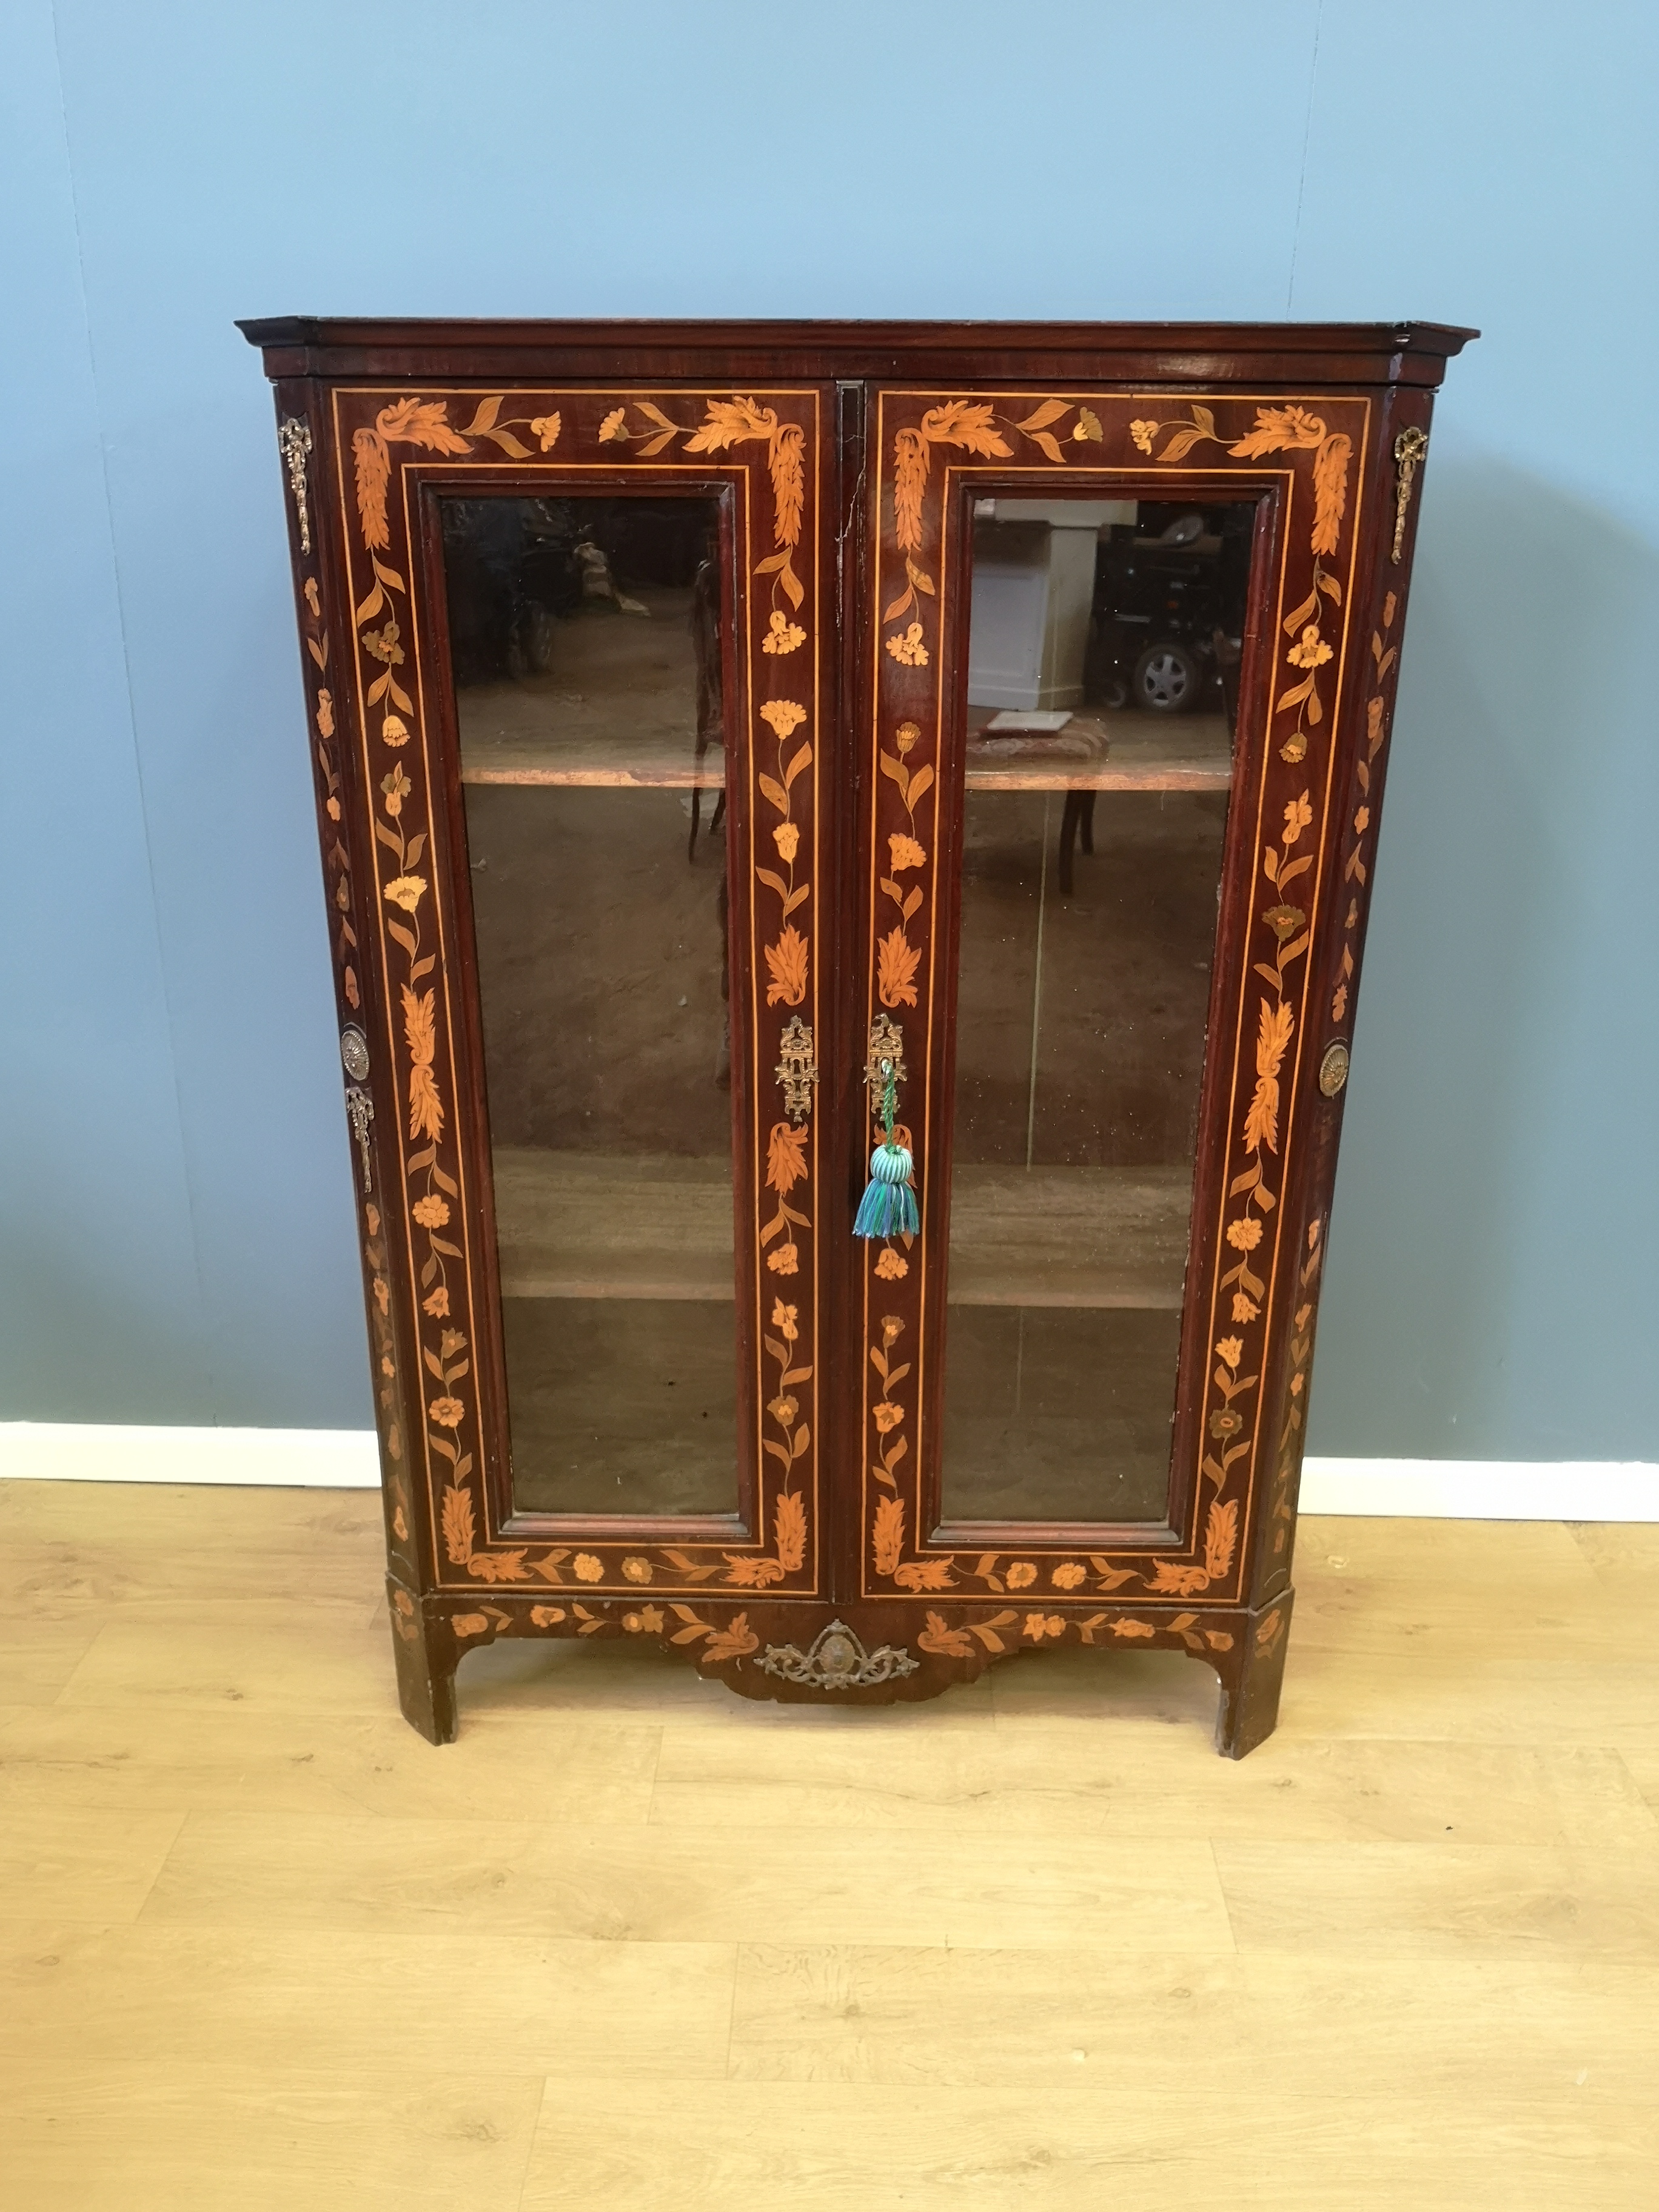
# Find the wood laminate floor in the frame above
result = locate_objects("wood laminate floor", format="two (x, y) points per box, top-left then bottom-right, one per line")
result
(2, 1480), (1656, 2209)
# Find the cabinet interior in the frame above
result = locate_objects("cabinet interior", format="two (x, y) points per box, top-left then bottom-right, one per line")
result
(445, 486), (1252, 1530)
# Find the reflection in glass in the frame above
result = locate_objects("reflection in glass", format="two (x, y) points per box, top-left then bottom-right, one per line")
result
(939, 498), (1253, 1526)
(444, 495), (739, 1518)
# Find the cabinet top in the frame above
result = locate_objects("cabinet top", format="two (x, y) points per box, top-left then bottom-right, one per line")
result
(238, 317), (1476, 390)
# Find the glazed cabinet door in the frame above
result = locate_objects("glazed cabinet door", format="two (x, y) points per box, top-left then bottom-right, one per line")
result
(324, 383), (837, 1617)
(854, 382), (1372, 1625)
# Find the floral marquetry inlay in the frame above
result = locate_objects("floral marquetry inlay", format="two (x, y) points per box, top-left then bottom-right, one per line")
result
(861, 381), (1372, 1607)
(330, 383), (825, 1600)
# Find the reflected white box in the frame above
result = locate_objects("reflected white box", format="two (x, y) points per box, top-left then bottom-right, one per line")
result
(966, 500), (1133, 712)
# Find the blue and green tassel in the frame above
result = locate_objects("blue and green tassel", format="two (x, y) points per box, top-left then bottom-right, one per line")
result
(854, 1059), (918, 1240)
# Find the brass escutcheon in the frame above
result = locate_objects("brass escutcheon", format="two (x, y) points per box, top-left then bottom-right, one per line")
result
(865, 1013), (907, 1094)
(774, 1014), (817, 1122)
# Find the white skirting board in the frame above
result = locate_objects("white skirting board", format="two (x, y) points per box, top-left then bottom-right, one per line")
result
(0, 1423), (1655, 1519)
(0, 1424), (381, 1489)
(1296, 1458), (1658, 1521)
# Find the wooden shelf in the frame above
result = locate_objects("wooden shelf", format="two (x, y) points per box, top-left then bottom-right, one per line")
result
(462, 730), (723, 789)
(963, 712), (1232, 793)
(457, 588), (724, 789)
(945, 1165), (1190, 1309)
(491, 1150), (1190, 1310)
(494, 1150), (736, 1302)
(460, 711), (1230, 793)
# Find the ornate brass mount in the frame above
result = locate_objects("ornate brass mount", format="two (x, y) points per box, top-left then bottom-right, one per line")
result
(759, 1619), (919, 1689)
(865, 1013), (907, 1097)
(344, 1088), (375, 1194)
(774, 1014), (817, 1122)
(1390, 426), (1428, 563)
(340, 1025), (374, 1191)
(1318, 1040), (1350, 1098)
(278, 417), (314, 555)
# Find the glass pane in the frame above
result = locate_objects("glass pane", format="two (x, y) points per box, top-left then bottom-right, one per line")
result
(444, 494), (739, 1518)
(938, 497), (1253, 1526)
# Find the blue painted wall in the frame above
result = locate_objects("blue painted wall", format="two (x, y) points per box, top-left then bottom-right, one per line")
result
(4, 1), (1655, 1456)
